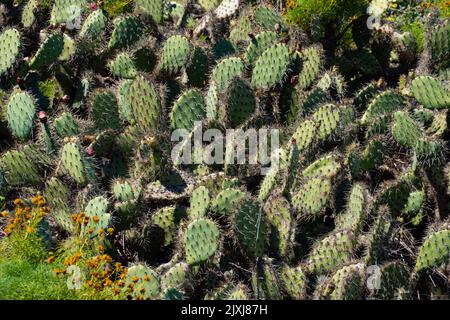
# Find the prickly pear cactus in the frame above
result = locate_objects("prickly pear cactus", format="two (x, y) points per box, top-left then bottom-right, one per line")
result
(170, 89), (206, 130)
(123, 264), (160, 300)
(159, 35), (190, 75)
(251, 44), (290, 89)
(60, 140), (96, 186)
(29, 33), (64, 70)
(0, 0), (448, 301)
(415, 225), (450, 272)
(233, 199), (267, 258)
(129, 76), (161, 132)
(184, 218), (220, 266)
(0, 28), (20, 76)
(307, 230), (356, 274)
(108, 16), (144, 50)
(5, 89), (36, 141)
(81, 196), (111, 238)
(411, 76), (450, 110)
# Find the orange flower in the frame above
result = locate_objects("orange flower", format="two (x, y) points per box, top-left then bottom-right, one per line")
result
(107, 228), (114, 235)
(104, 279), (113, 287)
(98, 245), (104, 252)
(47, 256), (55, 263)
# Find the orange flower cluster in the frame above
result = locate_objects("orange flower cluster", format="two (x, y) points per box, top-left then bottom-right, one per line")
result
(53, 240), (127, 294)
(70, 212), (114, 236)
(1, 196), (50, 237)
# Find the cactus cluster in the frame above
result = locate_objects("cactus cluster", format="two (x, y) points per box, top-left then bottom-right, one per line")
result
(0, 0), (449, 300)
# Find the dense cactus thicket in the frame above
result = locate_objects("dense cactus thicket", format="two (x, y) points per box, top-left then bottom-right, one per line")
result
(0, 0), (449, 300)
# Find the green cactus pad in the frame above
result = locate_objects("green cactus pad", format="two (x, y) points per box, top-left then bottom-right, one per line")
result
(152, 206), (179, 246)
(251, 44), (290, 89)
(135, 0), (165, 24)
(190, 186), (210, 220)
(361, 91), (404, 124)
(6, 90), (36, 141)
(428, 22), (450, 65)
(0, 29), (20, 76)
(90, 90), (121, 130)
(311, 104), (342, 141)
(230, 16), (252, 44)
(129, 76), (161, 132)
(307, 230), (356, 274)
(124, 264), (160, 300)
(254, 6), (285, 30)
(414, 138), (444, 166)
(61, 141), (95, 185)
(117, 79), (134, 123)
(211, 57), (244, 91)
(186, 47), (209, 88)
(226, 77), (256, 127)
(29, 33), (64, 70)
(364, 208), (392, 265)
(280, 264), (308, 300)
(54, 112), (79, 138)
(335, 183), (368, 234)
(302, 154), (341, 180)
(79, 9), (107, 40)
(109, 52), (138, 79)
(411, 76), (450, 110)
(198, 0), (221, 10)
(326, 263), (365, 300)
(391, 111), (423, 148)
(82, 196), (111, 238)
(292, 177), (332, 218)
(0, 149), (41, 186)
(44, 177), (73, 232)
(353, 83), (377, 112)
(300, 87), (328, 117)
(159, 35), (191, 75)
(170, 89), (206, 130)
(297, 46), (323, 90)
(244, 31), (278, 65)
(233, 199), (267, 258)
(184, 218), (220, 266)
(264, 195), (293, 257)
(50, 0), (87, 25)
(21, 0), (38, 28)
(348, 139), (384, 176)
(292, 120), (317, 153)
(161, 262), (189, 293)
(211, 188), (245, 215)
(373, 261), (410, 299)
(415, 228), (450, 272)
(108, 16), (144, 50)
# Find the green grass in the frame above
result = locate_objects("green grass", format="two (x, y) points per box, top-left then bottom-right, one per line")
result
(0, 258), (79, 300)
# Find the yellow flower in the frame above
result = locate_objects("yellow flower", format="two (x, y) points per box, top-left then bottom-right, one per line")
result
(26, 226), (35, 234)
